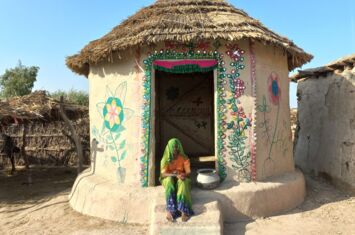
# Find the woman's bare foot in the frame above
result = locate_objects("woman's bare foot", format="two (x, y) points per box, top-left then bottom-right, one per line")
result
(181, 213), (189, 222)
(166, 212), (174, 222)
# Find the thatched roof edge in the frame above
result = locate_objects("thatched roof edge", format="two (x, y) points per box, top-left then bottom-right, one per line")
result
(0, 91), (88, 124)
(291, 53), (355, 81)
(66, 0), (313, 76)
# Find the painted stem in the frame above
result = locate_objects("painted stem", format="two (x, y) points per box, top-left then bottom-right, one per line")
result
(263, 111), (271, 143)
(109, 130), (121, 168)
(268, 104), (280, 160)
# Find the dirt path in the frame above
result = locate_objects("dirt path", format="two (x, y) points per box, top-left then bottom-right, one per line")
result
(0, 167), (147, 235)
(0, 167), (354, 235)
(225, 176), (355, 235)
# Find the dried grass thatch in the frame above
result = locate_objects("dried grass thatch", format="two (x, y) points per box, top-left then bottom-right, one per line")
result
(0, 91), (88, 124)
(66, 0), (313, 76)
(292, 53), (355, 81)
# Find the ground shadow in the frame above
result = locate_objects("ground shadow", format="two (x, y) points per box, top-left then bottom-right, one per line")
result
(282, 171), (353, 217)
(0, 166), (77, 206)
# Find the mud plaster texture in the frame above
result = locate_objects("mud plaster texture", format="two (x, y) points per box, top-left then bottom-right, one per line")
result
(1, 165), (354, 234)
(87, 40), (295, 186)
(69, 168), (305, 224)
(79, 40), (299, 225)
(295, 67), (355, 193)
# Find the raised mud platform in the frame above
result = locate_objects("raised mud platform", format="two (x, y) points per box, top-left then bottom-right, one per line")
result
(69, 170), (305, 225)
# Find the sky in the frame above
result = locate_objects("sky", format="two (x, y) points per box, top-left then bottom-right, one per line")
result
(0, 0), (354, 108)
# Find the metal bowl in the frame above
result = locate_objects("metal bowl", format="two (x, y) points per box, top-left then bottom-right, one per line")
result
(196, 168), (220, 190)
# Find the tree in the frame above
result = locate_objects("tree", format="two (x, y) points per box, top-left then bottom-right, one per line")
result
(0, 61), (39, 98)
(59, 96), (84, 174)
(50, 89), (89, 106)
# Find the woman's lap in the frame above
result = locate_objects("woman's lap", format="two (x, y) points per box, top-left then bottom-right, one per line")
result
(162, 177), (194, 217)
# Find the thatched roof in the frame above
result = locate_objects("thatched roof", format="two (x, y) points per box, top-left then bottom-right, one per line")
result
(0, 101), (38, 122)
(66, 0), (313, 76)
(291, 53), (355, 81)
(0, 91), (88, 124)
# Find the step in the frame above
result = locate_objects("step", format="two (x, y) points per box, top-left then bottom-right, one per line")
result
(150, 201), (223, 235)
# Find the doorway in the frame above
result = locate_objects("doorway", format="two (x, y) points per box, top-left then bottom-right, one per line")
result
(154, 70), (215, 184)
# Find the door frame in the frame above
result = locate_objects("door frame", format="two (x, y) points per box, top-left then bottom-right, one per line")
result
(140, 51), (229, 187)
(153, 70), (216, 185)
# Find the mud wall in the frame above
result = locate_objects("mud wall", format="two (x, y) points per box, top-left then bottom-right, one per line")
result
(295, 67), (355, 191)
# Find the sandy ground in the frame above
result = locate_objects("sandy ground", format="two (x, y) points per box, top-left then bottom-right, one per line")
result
(226, 176), (355, 235)
(0, 167), (147, 235)
(0, 167), (354, 235)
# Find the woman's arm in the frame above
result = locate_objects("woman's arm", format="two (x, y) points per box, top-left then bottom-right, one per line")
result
(161, 167), (178, 178)
(162, 172), (178, 178)
(177, 158), (191, 180)
(183, 158), (191, 176)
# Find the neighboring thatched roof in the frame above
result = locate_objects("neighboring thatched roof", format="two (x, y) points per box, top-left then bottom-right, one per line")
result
(291, 53), (355, 81)
(0, 91), (88, 124)
(0, 101), (38, 122)
(66, 0), (313, 76)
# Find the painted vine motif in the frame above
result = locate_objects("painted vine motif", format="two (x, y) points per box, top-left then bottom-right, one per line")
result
(141, 42), (229, 186)
(225, 44), (252, 182)
(248, 40), (257, 181)
(140, 41), (254, 186)
(91, 82), (134, 183)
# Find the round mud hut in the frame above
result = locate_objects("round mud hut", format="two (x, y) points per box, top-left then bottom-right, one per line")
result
(66, 0), (313, 226)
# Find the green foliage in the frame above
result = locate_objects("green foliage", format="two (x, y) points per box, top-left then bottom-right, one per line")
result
(0, 61), (39, 98)
(50, 89), (89, 106)
(228, 132), (251, 182)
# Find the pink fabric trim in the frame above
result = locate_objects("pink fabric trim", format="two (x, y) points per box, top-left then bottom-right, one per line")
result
(153, 60), (217, 69)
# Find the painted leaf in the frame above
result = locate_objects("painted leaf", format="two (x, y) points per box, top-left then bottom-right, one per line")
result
(114, 133), (121, 140)
(96, 102), (106, 118)
(108, 145), (115, 151)
(227, 122), (234, 130)
(107, 135), (113, 141)
(91, 127), (98, 137)
(120, 140), (126, 149)
(106, 85), (115, 100)
(111, 156), (117, 163)
(114, 81), (127, 105)
(112, 125), (126, 133)
(100, 126), (109, 139)
(123, 108), (135, 120)
(120, 151), (127, 161)
(101, 123), (106, 134)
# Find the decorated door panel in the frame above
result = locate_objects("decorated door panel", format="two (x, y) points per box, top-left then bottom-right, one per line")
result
(156, 71), (214, 164)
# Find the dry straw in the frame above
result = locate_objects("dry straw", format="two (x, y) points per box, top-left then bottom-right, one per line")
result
(292, 53), (355, 81)
(66, 0), (313, 76)
(0, 91), (87, 123)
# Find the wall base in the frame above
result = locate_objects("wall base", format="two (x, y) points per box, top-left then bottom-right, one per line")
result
(69, 170), (305, 224)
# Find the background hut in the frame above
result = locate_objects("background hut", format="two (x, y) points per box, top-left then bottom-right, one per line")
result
(292, 54), (355, 193)
(66, 0), (312, 226)
(0, 91), (90, 168)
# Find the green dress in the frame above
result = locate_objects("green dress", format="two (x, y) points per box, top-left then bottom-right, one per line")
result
(160, 138), (194, 218)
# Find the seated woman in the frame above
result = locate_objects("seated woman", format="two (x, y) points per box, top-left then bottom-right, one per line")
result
(160, 138), (194, 222)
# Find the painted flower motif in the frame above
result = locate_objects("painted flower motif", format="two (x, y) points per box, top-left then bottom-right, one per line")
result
(233, 78), (246, 99)
(103, 97), (124, 132)
(226, 44), (245, 62)
(165, 41), (177, 50)
(268, 72), (281, 105)
(196, 41), (210, 51)
(238, 107), (247, 119)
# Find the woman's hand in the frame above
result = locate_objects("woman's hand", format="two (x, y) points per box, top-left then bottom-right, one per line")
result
(177, 173), (186, 180)
(162, 171), (178, 178)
